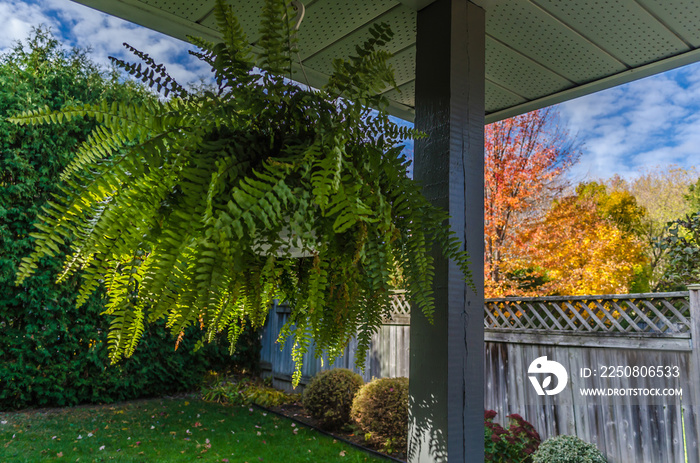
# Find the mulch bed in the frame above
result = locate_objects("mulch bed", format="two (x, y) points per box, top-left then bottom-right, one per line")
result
(264, 401), (407, 462)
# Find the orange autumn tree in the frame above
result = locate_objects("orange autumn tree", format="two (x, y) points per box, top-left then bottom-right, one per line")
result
(484, 108), (577, 297)
(517, 195), (647, 296)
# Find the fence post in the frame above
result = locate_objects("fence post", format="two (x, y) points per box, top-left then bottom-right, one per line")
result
(688, 284), (700, 462)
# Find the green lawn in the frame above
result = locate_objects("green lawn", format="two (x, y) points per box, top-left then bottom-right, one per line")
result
(0, 397), (388, 462)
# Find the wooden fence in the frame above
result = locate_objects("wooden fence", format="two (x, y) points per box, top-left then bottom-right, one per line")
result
(259, 291), (411, 386)
(259, 286), (700, 463)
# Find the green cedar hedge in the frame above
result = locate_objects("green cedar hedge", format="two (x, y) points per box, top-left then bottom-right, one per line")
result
(0, 29), (258, 410)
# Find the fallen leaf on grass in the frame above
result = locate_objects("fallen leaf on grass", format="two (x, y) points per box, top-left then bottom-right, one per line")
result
(57, 452), (63, 458)
(340, 451), (346, 457)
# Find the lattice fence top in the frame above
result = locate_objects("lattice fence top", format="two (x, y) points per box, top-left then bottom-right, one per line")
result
(484, 292), (690, 335)
(382, 290), (411, 324)
(388, 290), (411, 315)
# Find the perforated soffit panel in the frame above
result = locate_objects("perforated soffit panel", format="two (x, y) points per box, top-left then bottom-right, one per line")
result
(72, 0), (700, 123)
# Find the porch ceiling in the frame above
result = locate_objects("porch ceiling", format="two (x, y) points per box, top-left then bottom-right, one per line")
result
(72, 0), (700, 123)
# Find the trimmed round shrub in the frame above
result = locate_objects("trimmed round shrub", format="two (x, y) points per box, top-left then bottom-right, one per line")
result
(351, 376), (409, 453)
(533, 435), (607, 463)
(302, 368), (364, 430)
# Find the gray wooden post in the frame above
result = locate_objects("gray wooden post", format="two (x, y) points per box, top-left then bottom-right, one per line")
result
(688, 284), (700, 462)
(408, 1), (485, 461)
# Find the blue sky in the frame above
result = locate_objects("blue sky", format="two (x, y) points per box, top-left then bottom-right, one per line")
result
(558, 63), (700, 181)
(2, 0), (699, 182)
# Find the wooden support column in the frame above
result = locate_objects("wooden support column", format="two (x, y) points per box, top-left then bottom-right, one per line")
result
(408, 1), (485, 462)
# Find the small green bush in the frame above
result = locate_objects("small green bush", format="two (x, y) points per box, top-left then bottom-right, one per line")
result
(302, 369), (364, 430)
(532, 435), (606, 463)
(202, 376), (295, 408)
(351, 376), (409, 454)
(485, 410), (541, 462)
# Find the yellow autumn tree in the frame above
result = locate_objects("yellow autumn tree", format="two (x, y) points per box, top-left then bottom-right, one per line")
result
(516, 196), (647, 296)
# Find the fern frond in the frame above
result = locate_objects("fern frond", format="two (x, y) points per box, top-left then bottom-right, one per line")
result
(110, 43), (187, 98)
(60, 125), (126, 181)
(12, 1), (473, 386)
(258, 0), (295, 76)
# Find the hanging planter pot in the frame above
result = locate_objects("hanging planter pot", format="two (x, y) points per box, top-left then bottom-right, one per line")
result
(12, 0), (472, 385)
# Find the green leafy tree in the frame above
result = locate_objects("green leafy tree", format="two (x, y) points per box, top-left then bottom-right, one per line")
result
(659, 177), (700, 289)
(660, 213), (700, 290)
(11, 1), (472, 386)
(0, 29), (253, 410)
(686, 177), (700, 211)
(609, 167), (698, 290)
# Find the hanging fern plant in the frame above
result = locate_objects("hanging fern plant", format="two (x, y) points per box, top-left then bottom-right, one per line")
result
(11, 0), (472, 385)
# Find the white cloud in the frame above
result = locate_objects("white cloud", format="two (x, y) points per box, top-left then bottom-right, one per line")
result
(558, 62), (700, 181)
(0, 1), (57, 50)
(1, 0), (211, 86)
